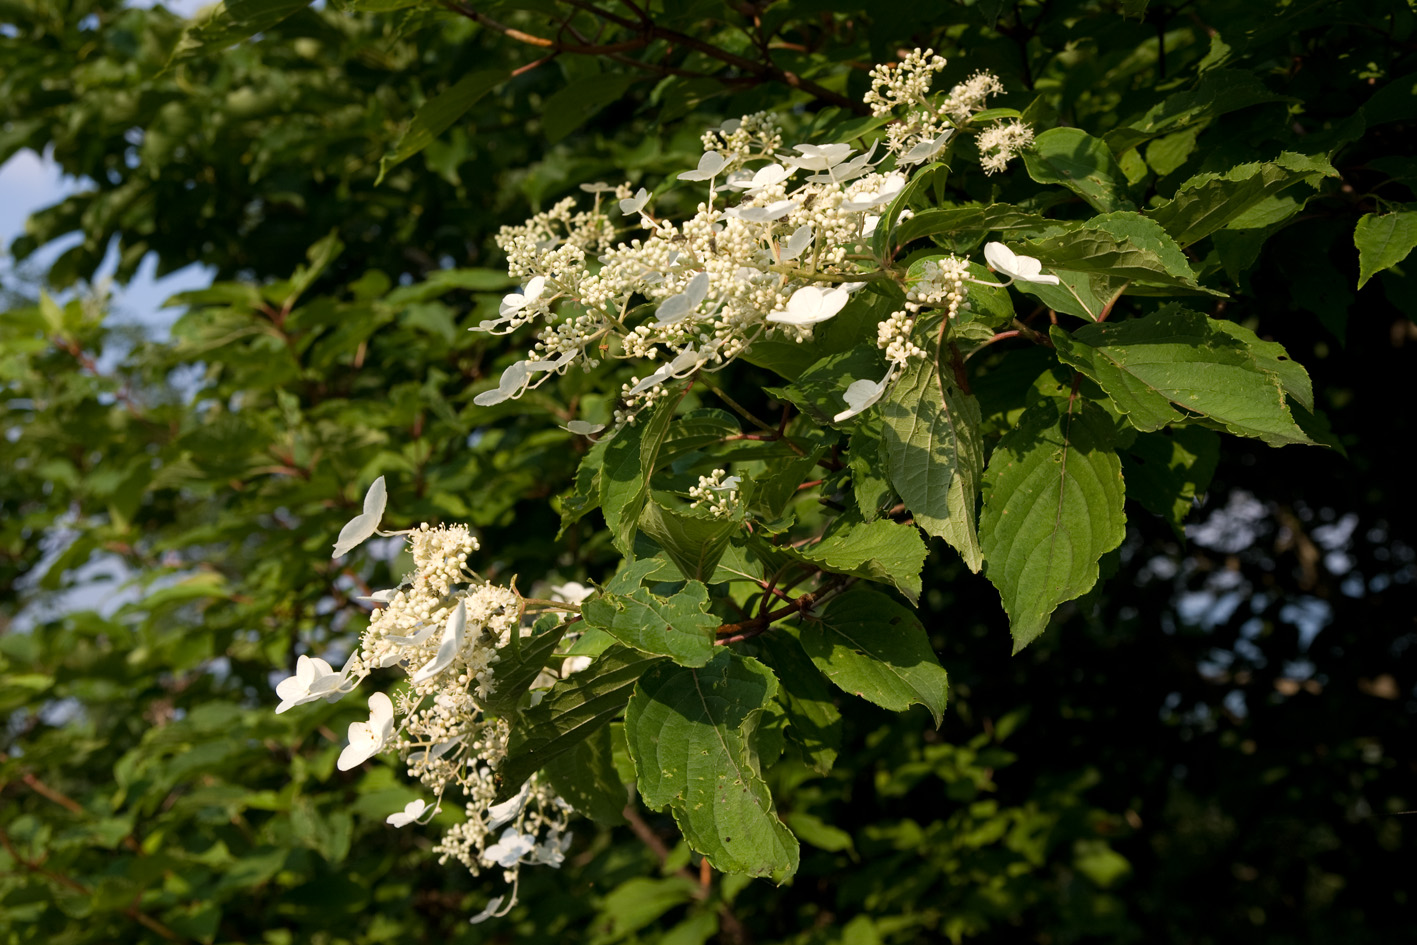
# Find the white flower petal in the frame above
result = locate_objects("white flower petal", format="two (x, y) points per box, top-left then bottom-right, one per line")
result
(487, 780), (533, 830)
(411, 601), (467, 685)
(579, 181), (614, 193)
(678, 151), (729, 181)
(732, 199), (795, 223)
(469, 896), (505, 925)
(655, 271), (711, 324)
(983, 241), (1061, 285)
(767, 285), (850, 326)
(483, 828), (536, 868)
(332, 475), (386, 558)
(561, 420), (606, 436)
(387, 799), (431, 828)
(618, 187), (651, 216)
(474, 360), (533, 406)
(781, 224), (814, 261)
(549, 581), (594, 604)
(833, 374), (892, 422)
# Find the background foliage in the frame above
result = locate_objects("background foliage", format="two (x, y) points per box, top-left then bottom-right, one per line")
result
(2, 0), (1413, 942)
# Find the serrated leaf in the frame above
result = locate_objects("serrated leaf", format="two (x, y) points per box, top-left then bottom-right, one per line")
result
(979, 399), (1127, 651)
(1024, 127), (1134, 213)
(558, 436), (608, 537)
(626, 651), (799, 879)
(377, 70), (506, 183)
(1105, 69), (1295, 153)
(848, 425), (894, 521)
(799, 588), (949, 726)
(602, 393), (679, 555)
(582, 582), (719, 667)
(1019, 223), (1209, 292)
(880, 350), (984, 572)
(790, 516), (929, 605)
(483, 618), (569, 717)
(893, 204), (1054, 248)
(754, 628), (841, 775)
(638, 500), (735, 582)
(1050, 308), (1314, 446)
(1354, 208), (1417, 289)
(1148, 153), (1337, 248)
(771, 346), (888, 426)
(497, 646), (663, 802)
(1122, 427), (1220, 538)
(542, 724), (627, 825)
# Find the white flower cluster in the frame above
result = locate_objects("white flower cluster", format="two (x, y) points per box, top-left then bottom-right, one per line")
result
(908, 254), (972, 320)
(688, 468), (741, 519)
(275, 477), (576, 923)
(468, 51), (1055, 438)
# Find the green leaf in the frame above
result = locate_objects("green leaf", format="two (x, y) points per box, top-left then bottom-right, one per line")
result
(543, 74), (638, 144)
(880, 348), (985, 572)
(602, 393), (679, 555)
(638, 500), (735, 582)
(542, 724), (627, 825)
(589, 877), (699, 945)
(1023, 127), (1134, 213)
(1355, 208), (1417, 289)
(1148, 153), (1337, 248)
(746, 448), (822, 521)
(1104, 69), (1294, 153)
(754, 627), (841, 775)
(377, 70), (506, 183)
(893, 204), (1054, 249)
(1121, 427), (1220, 538)
(497, 646), (663, 802)
(558, 436), (609, 537)
(793, 516), (929, 605)
(626, 651), (799, 880)
(1050, 307), (1314, 446)
(848, 425), (894, 521)
(168, 0), (312, 60)
(1019, 214), (1209, 291)
(483, 617), (569, 717)
(799, 588), (949, 726)
(581, 581), (719, 667)
(979, 399), (1127, 651)
(770, 346), (888, 426)
(1012, 268), (1117, 321)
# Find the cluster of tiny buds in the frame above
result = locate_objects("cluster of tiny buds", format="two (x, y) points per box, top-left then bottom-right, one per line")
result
(864, 47), (949, 116)
(877, 310), (926, 366)
(689, 468), (741, 519)
(908, 255), (972, 319)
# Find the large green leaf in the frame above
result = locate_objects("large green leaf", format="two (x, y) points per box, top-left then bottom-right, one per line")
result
(168, 0), (312, 60)
(979, 399), (1127, 652)
(892, 204), (1054, 249)
(1020, 218), (1210, 292)
(581, 581), (719, 667)
(483, 616), (569, 717)
(798, 588), (949, 725)
(1023, 127), (1134, 213)
(601, 393), (679, 555)
(1354, 208), (1417, 289)
(790, 515), (929, 605)
(1121, 427), (1220, 538)
(880, 348), (984, 571)
(753, 629), (842, 775)
(377, 70), (507, 183)
(637, 500), (735, 582)
(1050, 308), (1314, 446)
(1104, 69), (1295, 153)
(1147, 153), (1337, 247)
(625, 652), (799, 879)
(497, 646), (663, 802)
(542, 724), (627, 825)
(558, 436), (609, 537)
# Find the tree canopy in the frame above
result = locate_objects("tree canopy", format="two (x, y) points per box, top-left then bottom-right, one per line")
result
(2, 1), (1413, 943)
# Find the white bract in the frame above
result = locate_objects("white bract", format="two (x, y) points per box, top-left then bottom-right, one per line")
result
(337, 691), (395, 771)
(678, 151), (730, 181)
(387, 798), (437, 828)
(767, 285), (850, 326)
(654, 271), (711, 324)
(274, 655), (346, 713)
(618, 187), (652, 216)
(984, 241), (1060, 285)
(834, 374), (893, 422)
(332, 476), (387, 558)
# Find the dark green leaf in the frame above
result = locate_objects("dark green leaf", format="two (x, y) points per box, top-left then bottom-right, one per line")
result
(601, 392), (679, 555)
(1122, 427), (1220, 538)
(377, 70), (506, 183)
(581, 581), (719, 666)
(1355, 208), (1417, 289)
(1024, 127), (1134, 213)
(542, 724), (627, 825)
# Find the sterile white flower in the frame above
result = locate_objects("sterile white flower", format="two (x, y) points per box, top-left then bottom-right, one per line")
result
(781, 224), (815, 261)
(337, 691), (395, 771)
(618, 187), (652, 216)
(730, 199), (795, 223)
(780, 142), (853, 171)
(549, 582), (595, 605)
(655, 271), (711, 324)
(834, 373), (893, 422)
(487, 780), (533, 830)
(728, 162), (791, 193)
(983, 241), (1060, 285)
(678, 151), (730, 181)
(387, 798), (437, 827)
(275, 654), (346, 714)
(560, 420), (605, 436)
(898, 129), (953, 165)
(474, 360), (534, 406)
(469, 896), (506, 925)
(411, 599), (468, 685)
(332, 476), (387, 558)
(482, 828), (536, 868)
(767, 285), (850, 326)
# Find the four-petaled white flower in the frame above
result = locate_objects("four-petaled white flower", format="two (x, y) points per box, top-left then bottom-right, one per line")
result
(387, 798), (437, 827)
(482, 828), (536, 868)
(727, 163), (791, 194)
(731, 199), (795, 223)
(899, 130), (953, 166)
(549, 581), (595, 605)
(840, 174), (906, 212)
(780, 224), (814, 261)
(678, 151), (730, 182)
(337, 691), (395, 771)
(560, 420), (605, 436)
(833, 372), (894, 422)
(767, 285), (850, 326)
(618, 187), (652, 216)
(983, 241), (1060, 285)
(655, 271), (711, 325)
(411, 599), (468, 685)
(332, 476), (387, 558)
(275, 654), (346, 714)
(780, 142), (853, 171)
